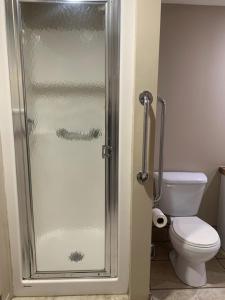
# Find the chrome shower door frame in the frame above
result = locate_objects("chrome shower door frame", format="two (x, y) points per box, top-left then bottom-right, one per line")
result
(5, 0), (120, 280)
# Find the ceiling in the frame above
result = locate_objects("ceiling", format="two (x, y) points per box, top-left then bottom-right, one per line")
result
(162, 0), (225, 5)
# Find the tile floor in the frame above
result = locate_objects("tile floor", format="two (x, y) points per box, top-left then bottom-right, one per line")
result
(14, 297), (128, 300)
(151, 288), (225, 300)
(150, 242), (225, 299)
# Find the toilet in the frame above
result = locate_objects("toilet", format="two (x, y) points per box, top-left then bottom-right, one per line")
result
(156, 172), (221, 287)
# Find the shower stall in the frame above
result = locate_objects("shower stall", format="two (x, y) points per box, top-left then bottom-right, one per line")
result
(2, 0), (131, 295)
(0, 0), (161, 297)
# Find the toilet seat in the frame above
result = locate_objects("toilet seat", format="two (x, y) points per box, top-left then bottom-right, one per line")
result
(171, 216), (220, 248)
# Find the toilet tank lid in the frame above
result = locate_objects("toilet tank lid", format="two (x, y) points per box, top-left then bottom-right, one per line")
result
(154, 172), (207, 184)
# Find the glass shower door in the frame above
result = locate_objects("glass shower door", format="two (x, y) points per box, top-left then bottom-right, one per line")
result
(18, 1), (112, 276)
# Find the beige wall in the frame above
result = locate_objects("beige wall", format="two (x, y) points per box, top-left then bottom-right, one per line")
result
(0, 136), (12, 300)
(157, 4), (225, 226)
(130, 1), (161, 300)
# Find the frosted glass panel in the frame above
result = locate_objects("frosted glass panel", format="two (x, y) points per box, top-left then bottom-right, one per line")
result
(20, 2), (106, 272)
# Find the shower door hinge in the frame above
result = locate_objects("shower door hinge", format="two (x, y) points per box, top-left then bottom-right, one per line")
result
(102, 145), (112, 158)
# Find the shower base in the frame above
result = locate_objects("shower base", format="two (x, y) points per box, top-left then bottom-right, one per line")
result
(35, 227), (105, 273)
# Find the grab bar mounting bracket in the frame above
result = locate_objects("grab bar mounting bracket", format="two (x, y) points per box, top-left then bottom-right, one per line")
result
(139, 90), (153, 106)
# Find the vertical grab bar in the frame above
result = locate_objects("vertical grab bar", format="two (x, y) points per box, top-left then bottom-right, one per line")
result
(137, 91), (153, 184)
(154, 96), (166, 203)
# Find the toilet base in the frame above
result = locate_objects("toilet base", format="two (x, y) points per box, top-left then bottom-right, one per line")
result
(169, 250), (207, 287)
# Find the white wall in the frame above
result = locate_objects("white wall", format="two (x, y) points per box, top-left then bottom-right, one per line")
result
(0, 3), (13, 299)
(0, 136), (12, 300)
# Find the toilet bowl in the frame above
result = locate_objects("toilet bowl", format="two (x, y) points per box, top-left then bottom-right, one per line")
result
(169, 216), (220, 287)
(155, 172), (221, 287)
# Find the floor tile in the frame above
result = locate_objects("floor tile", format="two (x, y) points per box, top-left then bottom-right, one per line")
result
(216, 248), (225, 259)
(205, 259), (225, 288)
(197, 288), (225, 300)
(152, 242), (172, 261)
(151, 289), (199, 300)
(104, 297), (128, 300)
(151, 288), (225, 300)
(15, 296), (128, 300)
(150, 261), (190, 290)
(151, 255), (225, 290)
(15, 298), (54, 300)
(218, 259), (225, 269)
(54, 298), (88, 300)
(54, 297), (128, 300)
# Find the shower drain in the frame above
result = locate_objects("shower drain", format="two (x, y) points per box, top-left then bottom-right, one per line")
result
(69, 251), (84, 262)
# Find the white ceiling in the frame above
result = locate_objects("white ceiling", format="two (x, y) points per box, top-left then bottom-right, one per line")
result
(162, 0), (225, 5)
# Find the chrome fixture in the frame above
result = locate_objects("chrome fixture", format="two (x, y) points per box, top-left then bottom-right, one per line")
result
(69, 251), (85, 262)
(154, 96), (166, 204)
(137, 91), (153, 184)
(27, 118), (35, 136)
(136, 91), (166, 202)
(102, 145), (112, 159)
(56, 128), (102, 141)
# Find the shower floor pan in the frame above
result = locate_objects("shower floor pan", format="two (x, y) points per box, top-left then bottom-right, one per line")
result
(35, 227), (105, 273)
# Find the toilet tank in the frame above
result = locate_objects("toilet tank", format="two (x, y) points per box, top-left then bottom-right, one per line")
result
(155, 172), (207, 217)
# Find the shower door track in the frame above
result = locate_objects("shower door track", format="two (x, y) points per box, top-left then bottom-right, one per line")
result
(5, 0), (120, 280)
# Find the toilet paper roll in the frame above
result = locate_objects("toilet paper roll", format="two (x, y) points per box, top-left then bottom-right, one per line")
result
(152, 208), (167, 228)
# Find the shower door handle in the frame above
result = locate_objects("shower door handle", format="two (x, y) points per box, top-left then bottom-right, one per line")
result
(137, 91), (153, 184)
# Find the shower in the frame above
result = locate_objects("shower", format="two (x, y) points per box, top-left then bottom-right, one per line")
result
(5, 0), (120, 286)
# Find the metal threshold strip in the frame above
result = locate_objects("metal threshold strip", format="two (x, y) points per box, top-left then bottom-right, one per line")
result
(30, 269), (112, 279)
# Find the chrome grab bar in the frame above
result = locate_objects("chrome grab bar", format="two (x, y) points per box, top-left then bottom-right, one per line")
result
(154, 96), (166, 203)
(137, 91), (153, 184)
